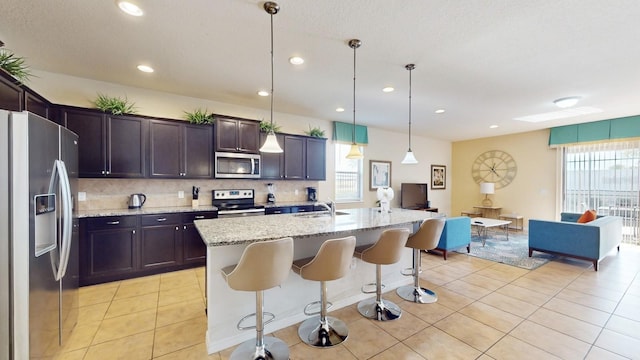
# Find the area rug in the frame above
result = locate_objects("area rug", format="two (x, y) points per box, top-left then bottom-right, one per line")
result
(456, 231), (556, 270)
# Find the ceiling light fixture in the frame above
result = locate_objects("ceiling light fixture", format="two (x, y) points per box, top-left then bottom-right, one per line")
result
(382, 87), (394, 93)
(259, 1), (283, 153)
(435, 109), (445, 114)
(489, 125), (499, 129)
(401, 64), (418, 165)
(257, 90), (269, 97)
(346, 39), (364, 159)
(137, 64), (154, 73)
(553, 96), (581, 108)
(336, 107), (345, 112)
(117, 1), (143, 16)
(514, 106), (602, 123)
(289, 56), (304, 65)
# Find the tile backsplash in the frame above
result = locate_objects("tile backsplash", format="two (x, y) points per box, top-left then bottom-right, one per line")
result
(77, 178), (319, 210)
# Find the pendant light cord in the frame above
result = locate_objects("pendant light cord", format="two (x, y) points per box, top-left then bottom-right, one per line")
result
(352, 44), (357, 145)
(408, 66), (412, 151)
(270, 11), (275, 129)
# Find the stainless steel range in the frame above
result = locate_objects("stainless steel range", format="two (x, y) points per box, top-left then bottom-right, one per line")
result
(212, 189), (265, 218)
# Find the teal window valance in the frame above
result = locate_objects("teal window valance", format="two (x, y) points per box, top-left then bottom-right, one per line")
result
(549, 115), (640, 146)
(333, 121), (368, 144)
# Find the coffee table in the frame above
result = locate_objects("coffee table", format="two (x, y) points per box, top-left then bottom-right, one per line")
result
(470, 217), (512, 246)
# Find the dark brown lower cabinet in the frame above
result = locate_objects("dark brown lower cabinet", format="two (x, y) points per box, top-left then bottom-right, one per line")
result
(80, 211), (216, 286)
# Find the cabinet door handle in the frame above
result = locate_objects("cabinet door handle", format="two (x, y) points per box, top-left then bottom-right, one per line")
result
(194, 215), (205, 219)
(156, 218), (167, 222)
(298, 209), (306, 212)
(273, 210), (281, 214)
(132, 230), (136, 234)
(101, 170), (106, 175)
(183, 225), (187, 230)
(175, 226), (179, 231)
(106, 221), (120, 225)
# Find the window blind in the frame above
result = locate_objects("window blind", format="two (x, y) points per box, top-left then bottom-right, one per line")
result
(332, 121), (368, 144)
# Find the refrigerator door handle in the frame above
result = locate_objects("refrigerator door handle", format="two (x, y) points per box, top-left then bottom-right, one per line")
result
(48, 160), (73, 281)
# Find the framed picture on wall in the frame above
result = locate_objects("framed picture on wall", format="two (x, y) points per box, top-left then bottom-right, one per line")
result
(431, 165), (446, 190)
(370, 160), (392, 190)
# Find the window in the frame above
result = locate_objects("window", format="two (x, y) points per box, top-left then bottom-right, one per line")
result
(562, 140), (640, 245)
(335, 143), (363, 202)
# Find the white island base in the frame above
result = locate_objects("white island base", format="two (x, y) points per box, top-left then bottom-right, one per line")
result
(195, 208), (436, 354)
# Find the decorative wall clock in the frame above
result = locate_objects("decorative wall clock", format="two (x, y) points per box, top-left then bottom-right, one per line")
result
(471, 150), (517, 189)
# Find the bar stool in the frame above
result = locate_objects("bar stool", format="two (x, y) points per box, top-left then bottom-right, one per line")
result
(220, 237), (294, 360)
(396, 217), (445, 304)
(292, 236), (356, 347)
(354, 228), (410, 321)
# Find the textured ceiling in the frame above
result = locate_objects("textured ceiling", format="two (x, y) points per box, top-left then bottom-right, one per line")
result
(2, 0), (640, 141)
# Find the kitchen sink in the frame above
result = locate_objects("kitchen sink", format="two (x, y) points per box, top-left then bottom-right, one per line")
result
(294, 211), (350, 218)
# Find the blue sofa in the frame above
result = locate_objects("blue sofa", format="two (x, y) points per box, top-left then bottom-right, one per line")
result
(434, 216), (471, 260)
(528, 212), (622, 271)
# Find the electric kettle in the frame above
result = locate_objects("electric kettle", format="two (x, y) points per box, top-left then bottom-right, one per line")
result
(128, 193), (146, 209)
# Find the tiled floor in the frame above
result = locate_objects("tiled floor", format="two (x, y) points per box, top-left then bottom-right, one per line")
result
(50, 243), (640, 359)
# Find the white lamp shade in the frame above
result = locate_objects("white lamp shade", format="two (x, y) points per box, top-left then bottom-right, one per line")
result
(401, 150), (418, 164)
(346, 143), (363, 159)
(259, 132), (283, 153)
(480, 182), (495, 194)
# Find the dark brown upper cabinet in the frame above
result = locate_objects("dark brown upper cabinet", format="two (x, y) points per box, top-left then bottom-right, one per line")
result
(62, 107), (147, 178)
(149, 119), (213, 178)
(0, 70), (23, 112)
(260, 132), (285, 179)
(260, 133), (326, 181)
(305, 137), (326, 180)
(283, 135), (305, 179)
(214, 116), (260, 153)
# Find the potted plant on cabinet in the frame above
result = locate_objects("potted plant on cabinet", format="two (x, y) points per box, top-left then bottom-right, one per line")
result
(184, 108), (214, 124)
(93, 93), (137, 115)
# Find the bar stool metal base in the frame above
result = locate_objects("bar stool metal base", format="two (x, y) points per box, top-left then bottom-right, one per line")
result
(229, 336), (289, 360)
(396, 285), (438, 303)
(298, 316), (348, 347)
(357, 298), (402, 321)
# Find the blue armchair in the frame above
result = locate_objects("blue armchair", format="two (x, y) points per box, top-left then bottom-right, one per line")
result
(434, 216), (471, 260)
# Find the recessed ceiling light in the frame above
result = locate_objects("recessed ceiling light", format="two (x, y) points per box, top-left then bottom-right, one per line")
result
(289, 56), (304, 65)
(117, 1), (143, 16)
(137, 64), (154, 73)
(489, 125), (499, 129)
(553, 96), (581, 108)
(435, 109), (445, 114)
(514, 106), (602, 123)
(382, 87), (394, 93)
(336, 107), (345, 112)
(257, 90), (269, 97)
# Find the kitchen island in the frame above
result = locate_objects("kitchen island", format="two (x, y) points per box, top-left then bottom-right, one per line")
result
(195, 207), (436, 354)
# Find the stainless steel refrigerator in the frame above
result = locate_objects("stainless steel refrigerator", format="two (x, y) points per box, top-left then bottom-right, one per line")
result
(0, 110), (79, 359)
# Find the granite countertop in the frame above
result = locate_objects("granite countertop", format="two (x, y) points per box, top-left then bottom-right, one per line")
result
(195, 207), (436, 246)
(258, 201), (320, 208)
(77, 205), (219, 218)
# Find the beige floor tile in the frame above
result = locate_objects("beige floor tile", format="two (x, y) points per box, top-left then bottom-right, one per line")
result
(566, 277), (626, 302)
(84, 330), (154, 360)
(288, 341), (357, 359)
(160, 271), (200, 291)
(605, 315), (640, 340)
(330, 304), (366, 325)
(365, 306), (429, 341)
(92, 309), (157, 344)
(509, 320), (591, 359)
(584, 345), (631, 360)
(401, 299), (455, 324)
(486, 335), (561, 360)
(594, 329), (640, 359)
(510, 276), (564, 296)
(153, 343), (220, 360)
(555, 288), (618, 313)
(48, 347), (88, 360)
(271, 323), (302, 347)
(495, 283), (553, 306)
(459, 273), (507, 292)
(543, 298), (611, 327)
(528, 307), (602, 343)
(458, 302), (524, 333)
(153, 317), (208, 357)
(475, 263), (528, 283)
(613, 293), (640, 322)
(76, 302), (110, 324)
(430, 287), (475, 311)
(105, 292), (158, 319)
(479, 292), (538, 318)
(404, 326), (482, 359)
(419, 268), (459, 286)
(57, 320), (102, 353)
(434, 312), (505, 351)
(156, 297), (205, 328)
(114, 277), (161, 300)
(79, 285), (119, 307)
(158, 283), (203, 307)
(369, 342), (425, 360)
(341, 318), (398, 359)
(443, 279), (494, 300)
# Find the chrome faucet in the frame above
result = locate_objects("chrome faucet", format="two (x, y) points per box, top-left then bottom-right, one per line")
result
(315, 198), (335, 216)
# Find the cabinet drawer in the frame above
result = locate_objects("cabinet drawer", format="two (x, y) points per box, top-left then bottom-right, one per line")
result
(265, 207), (292, 215)
(182, 211), (218, 223)
(292, 205), (314, 213)
(141, 213), (181, 226)
(86, 216), (137, 230)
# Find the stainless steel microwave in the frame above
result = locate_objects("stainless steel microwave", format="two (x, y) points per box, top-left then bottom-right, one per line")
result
(214, 152), (261, 178)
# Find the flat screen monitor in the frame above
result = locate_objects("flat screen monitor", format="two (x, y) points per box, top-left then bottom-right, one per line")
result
(400, 183), (429, 209)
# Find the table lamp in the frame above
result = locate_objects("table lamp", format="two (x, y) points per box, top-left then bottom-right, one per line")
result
(480, 182), (495, 207)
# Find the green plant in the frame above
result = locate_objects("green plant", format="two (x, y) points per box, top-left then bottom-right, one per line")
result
(0, 48), (33, 84)
(93, 93), (137, 115)
(184, 108), (214, 124)
(305, 125), (325, 138)
(260, 120), (281, 133)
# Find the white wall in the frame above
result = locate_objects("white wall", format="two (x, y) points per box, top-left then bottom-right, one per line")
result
(31, 70), (452, 213)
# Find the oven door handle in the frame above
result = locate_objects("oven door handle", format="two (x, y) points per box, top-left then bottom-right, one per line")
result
(251, 159), (256, 175)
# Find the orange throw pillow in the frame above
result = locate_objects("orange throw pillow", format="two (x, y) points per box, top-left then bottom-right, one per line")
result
(577, 210), (597, 223)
